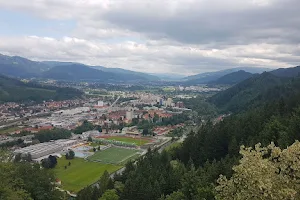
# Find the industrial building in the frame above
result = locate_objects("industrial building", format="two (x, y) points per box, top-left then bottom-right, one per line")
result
(14, 139), (78, 159)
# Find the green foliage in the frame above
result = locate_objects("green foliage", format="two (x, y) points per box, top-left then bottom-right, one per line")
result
(114, 149), (184, 200)
(34, 128), (72, 143)
(77, 170), (114, 200)
(65, 150), (75, 160)
(0, 74), (82, 103)
(182, 96), (217, 117)
(216, 142), (300, 200)
(74, 120), (95, 134)
(210, 73), (300, 113)
(99, 189), (119, 200)
(41, 155), (57, 169)
(0, 160), (63, 200)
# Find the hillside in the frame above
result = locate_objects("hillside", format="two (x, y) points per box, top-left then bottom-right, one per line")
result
(0, 54), (50, 77)
(210, 72), (285, 112)
(210, 70), (300, 112)
(0, 74), (82, 102)
(270, 66), (300, 77)
(43, 61), (159, 81)
(42, 64), (118, 81)
(184, 67), (269, 84)
(0, 54), (159, 82)
(210, 70), (253, 84)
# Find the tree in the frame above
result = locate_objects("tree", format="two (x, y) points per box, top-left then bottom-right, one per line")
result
(215, 141), (300, 200)
(142, 128), (149, 136)
(14, 153), (22, 162)
(66, 150), (75, 160)
(162, 191), (185, 200)
(24, 153), (32, 162)
(88, 136), (93, 142)
(0, 161), (63, 200)
(99, 170), (114, 195)
(41, 155), (57, 169)
(99, 189), (119, 200)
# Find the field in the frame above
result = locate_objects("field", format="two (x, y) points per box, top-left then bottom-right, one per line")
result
(0, 126), (20, 135)
(53, 158), (121, 193)
(87, 147), (140, 164)
(104, 136), (151, 146)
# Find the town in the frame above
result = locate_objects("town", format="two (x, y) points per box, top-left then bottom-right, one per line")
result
(0, 88), (202, 195)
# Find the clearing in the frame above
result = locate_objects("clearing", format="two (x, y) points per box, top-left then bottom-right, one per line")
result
(53, 157), (121, 193)
(87, 147), (140, 164)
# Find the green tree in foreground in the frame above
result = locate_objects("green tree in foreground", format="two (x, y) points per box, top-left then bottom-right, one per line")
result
(215, 141), (300, 200)
(99, 189), (119, 200)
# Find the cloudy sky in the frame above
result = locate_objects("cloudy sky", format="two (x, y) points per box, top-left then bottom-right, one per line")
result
(0, 0), (299, 75)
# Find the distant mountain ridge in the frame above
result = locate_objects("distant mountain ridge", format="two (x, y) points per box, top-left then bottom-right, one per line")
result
(0, 54), (50, 77)
(42, 64), (156, 82)
(0, 54), (159, 82)
(210, 70), (254, 85)
(270, 66), (300, 77)
(184, 67), (270, 84)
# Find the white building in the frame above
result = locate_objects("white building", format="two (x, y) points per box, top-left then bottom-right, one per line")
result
(126, 110), (134, 120)
(97, 101), (104, 107)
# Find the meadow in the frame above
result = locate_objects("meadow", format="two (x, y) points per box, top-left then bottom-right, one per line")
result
(53, 157), (121, 193)
(87, 147), (140, 164)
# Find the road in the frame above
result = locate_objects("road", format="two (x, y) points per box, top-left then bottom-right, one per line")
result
(110, 96), (120, 107)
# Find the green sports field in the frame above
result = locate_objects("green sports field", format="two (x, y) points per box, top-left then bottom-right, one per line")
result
(53, 158), (121, 193)
(87, 147), (140, 164)
(105, 136), (151, 146)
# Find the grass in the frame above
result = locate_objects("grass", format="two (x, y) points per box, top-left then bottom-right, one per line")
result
(0, 126), (20, 135)
(87, 147), (140, 164)
(53, 157), (121, 193)
(105, 136), (151, 146)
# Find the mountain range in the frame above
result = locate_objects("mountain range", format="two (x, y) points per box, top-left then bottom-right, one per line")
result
(183, 67), (270, 85)
(1, 54), (299, 85)
(210, 65), (300, 112)
(0, 54), (159, 82)
(209, 70), (254, 85)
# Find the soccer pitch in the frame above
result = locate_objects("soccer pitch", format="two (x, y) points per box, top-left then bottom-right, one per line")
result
(53, 158), (121, 193)
(87, 147), (140, 164)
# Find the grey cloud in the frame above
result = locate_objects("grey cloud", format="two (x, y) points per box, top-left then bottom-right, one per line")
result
(99, 0), (300, 46)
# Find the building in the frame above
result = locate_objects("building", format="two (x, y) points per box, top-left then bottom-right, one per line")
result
(165, 98), (173, 107)
(97, 101), (104, 107)
(14, 142), (63, 159)
(126, 110), (134, 120)
(176, 101), (185, 108)
(14, 139), (78, 159)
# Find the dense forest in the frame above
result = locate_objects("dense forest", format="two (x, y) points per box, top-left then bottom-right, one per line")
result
(0, 150), (64, 199)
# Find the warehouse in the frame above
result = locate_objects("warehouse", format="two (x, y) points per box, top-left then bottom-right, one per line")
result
(14, 142), (63, 159)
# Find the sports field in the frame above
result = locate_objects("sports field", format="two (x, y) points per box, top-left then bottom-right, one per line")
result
(0, 126), (20, 135)
(105, 136), (151, 146)
(87, 147), (140, 164)
(53, 158), (121, 193)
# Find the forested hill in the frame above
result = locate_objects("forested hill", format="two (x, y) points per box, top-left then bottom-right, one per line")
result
(209, 70), (253, 85)
(0, 74), (82, 102)
(209, 72), (300, 112)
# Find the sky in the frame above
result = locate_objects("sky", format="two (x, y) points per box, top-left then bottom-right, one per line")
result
(0, 0), (299, 75)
